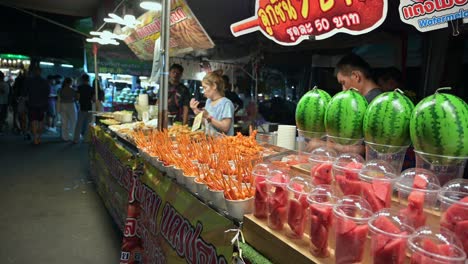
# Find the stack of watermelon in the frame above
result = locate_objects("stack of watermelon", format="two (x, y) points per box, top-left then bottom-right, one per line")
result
(359, 160), (398, 212)
(325, 89), (368, 145)
(252, 164), (271, 219)
(438, 179), (468, 254)
(332, 153), (365, 196)
(410, 88), (468, 162)
(308, 185), (336, 258)
(286, 177), (312, 239)
(396, 168), (441, 228)
(408, 227), (467, 264)
(295, 87), (331, 134)
(368, 211), (414, 264)
(309, 147), (337, 185)
(266, 173), (290, 231)
(333, 196), (373, 264)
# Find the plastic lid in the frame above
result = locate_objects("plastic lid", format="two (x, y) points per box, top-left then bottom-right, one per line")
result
(333, 195), (373, 221)
(252, 163), (270, 178)
(332, 153), (365, 171)
(438, 178), (468, 207)
(368, 208), (415, 237)
(308, 147), (338, 163)
(359, 159), (398, 182)
(308, 184), (338, 206)
(287, 176), (313, 195)
(408, 226), (466, 262)
(266, 170), (290, 185)
(395, 168), (441, 193)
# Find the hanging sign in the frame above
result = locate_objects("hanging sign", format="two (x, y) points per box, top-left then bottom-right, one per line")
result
(230, 0), (388, 45)
(399, 0), (468, 32)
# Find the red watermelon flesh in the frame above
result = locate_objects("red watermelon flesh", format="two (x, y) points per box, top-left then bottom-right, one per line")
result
(443, 197), (468, 224)
(408, 191), (425, 211)
(309, 204), (333, 257)
(336, 175), (362, 196)
(268, 186), (288, 211)
(413, 174), (428, 189)
(312, 163), (333, 185)
(453, 220), (468, 254)
(373, 216), (401, 234)
(269, 205), (287, 230)
(298, 195), (309, 209)
(287, 199), (306, 238)
(411, 239), (461, 264)
(254, 198), (268, 218)
(255, 181), (268, 200)
(344, 162), (363, 180)
(362, 182), (385, 212)
(422, 238), (440, 255)
(373, 236), (407, 264)
(399, 207), (427, 228)
(373, 181), (392, 208)
(335, 222), (369, 264)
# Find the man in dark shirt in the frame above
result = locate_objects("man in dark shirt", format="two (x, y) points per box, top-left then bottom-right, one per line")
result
(335, 53), (382, 103)
(73, 74), (94, 143)
(24, 67), (49, 144)
(167, 64), (190, 125)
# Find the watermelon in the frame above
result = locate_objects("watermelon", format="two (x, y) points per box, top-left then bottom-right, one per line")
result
(311, 163), (333, 185)
(295, 87), (332, 132)
(410, 88), (468, 158)
(309, 204), (333, 257)
(287, 199), (306, 238)
(373, 236), (407, 264)
(440, 197), (468, 253)
(254, 181), (268, 218)
(363, 89), (415, 146)
(268, 205), (287, 230)
(413, 174), (428, 189)
(373, 181), (392, 207)
(325, 89), (368, 141)
(362, 182), (385, 212)
(408, 191), (425, 211)
(453, 220), (468, 253)
(336, 174), (362, 196)
(344, 162), (363, 180)
(335, 219), (369, 264)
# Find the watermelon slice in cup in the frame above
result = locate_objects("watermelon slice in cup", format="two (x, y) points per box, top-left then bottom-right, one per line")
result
(252, 164), (271, 219)
(438, 179), (468, 254)
(286, 177), (313, 239)
(308, 185), (337, 258)
(332, 153), (364, 197)
(368, 209), (415, 264)
(408, 227), (466, 264)
(266, 171), (290, 230)
(309, 147), (337, 185)
(333, 195), (373, 264)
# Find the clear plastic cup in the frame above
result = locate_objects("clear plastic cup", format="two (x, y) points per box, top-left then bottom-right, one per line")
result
(408, 226), (466, 264)
(309, 147), (338, 185)
(415, 151), (468, 186)
(332, 153), (365, 197)
(359, 160), (398, 212)
(395, 168), (441, 228)
(333, 195), (373, 264)
(438, 179), (468, 254)
(308, 185), (338, 258)
(266, 171), (290, 231)
(297, 129), (327, 158)
(368, 209), (415, 264)
(252, 164), (271, 219)
(365, 142), (409, 173)
(286, 176), (313, 239)
(326, 135), (364, 155)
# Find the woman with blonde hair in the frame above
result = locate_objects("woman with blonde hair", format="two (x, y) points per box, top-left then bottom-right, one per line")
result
(190, 70), (235, 136)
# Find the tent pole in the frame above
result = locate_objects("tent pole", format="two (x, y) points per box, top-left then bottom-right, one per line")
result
(158, 0), (170, 130)
(93, 44), (100, 113)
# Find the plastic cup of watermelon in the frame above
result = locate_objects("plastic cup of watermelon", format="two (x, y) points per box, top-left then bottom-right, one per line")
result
(253, 164), (271, 219)
(286, 176), (313, 239)
(408, 226), (466, 264)
(326, 135), (364, 155)
(358, 160), (398, 212)
(414, 150), (468, 186)
(365, 142), (409, 173)
(395, 168), (441, 228)
(266, 171), (290, 231)
(297, 129), (327, 155)
(331, 153), (365, 197)
(332, 195), (373, 264)
(308, 147), (338, 185)
(438, 179), (468, 254)
(368, 209), (415, 264)
(307, 184), (338, 258)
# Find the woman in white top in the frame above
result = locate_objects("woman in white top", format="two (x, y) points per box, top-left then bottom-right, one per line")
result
(190, 70), (235, 136)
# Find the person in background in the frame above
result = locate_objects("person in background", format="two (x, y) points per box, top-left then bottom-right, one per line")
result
(222, 75), (243, 114)
(335, 53), (382, 103)
(47, 75), (58, 132)
(377, 67), (403, 92)
(11, 68), (26, 134)
(24, 67), (49, 144)
(0, 71), (10, 134)
(167, 64), (190, 125)
(73, 74), (94, 144)
(58, 77), (77, 142)
(190, 70), (235, 136)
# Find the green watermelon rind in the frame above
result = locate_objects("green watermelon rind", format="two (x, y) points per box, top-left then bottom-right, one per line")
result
(325, 89), (368, 141)
(410, 92), (468, 158)
(363, 91), (415, 146)
(295, 88), (332, 132)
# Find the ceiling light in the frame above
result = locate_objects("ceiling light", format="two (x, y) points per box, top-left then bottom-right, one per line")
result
(140, 1), (162, 11)
(61, 64), (73, 68)
(86, 37), (119, 46)
(40, 61), (54, 66)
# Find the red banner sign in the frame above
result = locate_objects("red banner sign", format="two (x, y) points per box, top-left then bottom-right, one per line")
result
(231, 0), (388, 45)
